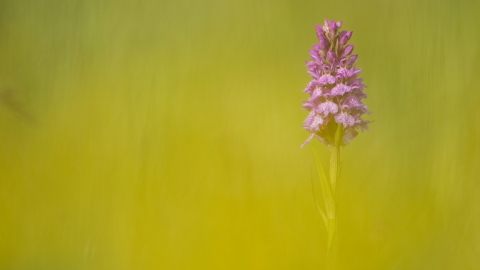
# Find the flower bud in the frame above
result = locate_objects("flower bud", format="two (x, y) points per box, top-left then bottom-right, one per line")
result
(340, 31), (352, 45)
(341, 45), (354, 58)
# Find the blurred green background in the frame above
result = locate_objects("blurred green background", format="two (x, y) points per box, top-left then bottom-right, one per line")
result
(1, 0), (479, 269)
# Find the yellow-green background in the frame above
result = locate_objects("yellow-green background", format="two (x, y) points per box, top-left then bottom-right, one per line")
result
(1, 0), (479, 269)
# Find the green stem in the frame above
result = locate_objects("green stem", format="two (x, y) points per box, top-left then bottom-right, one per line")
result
(329, 124), (343, 196)
(326, 124), (343, 268)
(330, 145), (340, 195)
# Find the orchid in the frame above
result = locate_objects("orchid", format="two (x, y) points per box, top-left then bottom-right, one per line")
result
(302, 20), (371, 266)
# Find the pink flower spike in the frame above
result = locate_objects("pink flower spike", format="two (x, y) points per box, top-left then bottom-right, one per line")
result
(302, 19), (370, 146)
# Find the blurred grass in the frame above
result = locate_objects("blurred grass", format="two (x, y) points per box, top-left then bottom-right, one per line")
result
(1, 0), (480, 269)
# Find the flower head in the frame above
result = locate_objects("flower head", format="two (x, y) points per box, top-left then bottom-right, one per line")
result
(302, 19), (370, 146)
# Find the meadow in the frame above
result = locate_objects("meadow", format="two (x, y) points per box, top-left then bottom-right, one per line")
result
(1, 0), (479, 269)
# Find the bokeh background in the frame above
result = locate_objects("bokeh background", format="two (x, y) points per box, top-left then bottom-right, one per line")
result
(1, 0), (479, 269)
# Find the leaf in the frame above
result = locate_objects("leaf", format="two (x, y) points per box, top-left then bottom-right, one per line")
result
(312, 147), (335, 219)
(309, 169), (328, 229)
